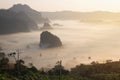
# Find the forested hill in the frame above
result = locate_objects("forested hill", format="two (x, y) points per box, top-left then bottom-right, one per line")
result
(9, 4), (49, 24)
(0, 10), (38, 34)
(0, 4), (49, 35)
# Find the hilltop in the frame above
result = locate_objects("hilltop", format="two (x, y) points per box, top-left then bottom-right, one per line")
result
(0, 4), (49, 34)
(9, 4), (49, 24)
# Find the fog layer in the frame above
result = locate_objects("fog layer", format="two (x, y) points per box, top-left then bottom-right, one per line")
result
(0, 20), (120, 69)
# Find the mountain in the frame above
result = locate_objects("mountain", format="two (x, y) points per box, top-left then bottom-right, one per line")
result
(0, 4), (51, 34)
(41, 11), (80, 20)
(39, 31), (62, 48)
(41, 11), (120, 24)
(9, 4), (49, 23)
(0, 10), (38, 34)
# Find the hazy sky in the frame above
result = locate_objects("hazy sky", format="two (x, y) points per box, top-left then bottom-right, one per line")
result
(0, 0), (120, 12)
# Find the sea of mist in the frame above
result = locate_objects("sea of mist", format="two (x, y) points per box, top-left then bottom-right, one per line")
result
(0, 20), (120, 69)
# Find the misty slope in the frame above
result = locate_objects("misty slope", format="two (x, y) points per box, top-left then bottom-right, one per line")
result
(42, 11), (120, 24)
(0, 4), (51, 34)
(0, 10), (38, 34)
(9, 4), (49, 23)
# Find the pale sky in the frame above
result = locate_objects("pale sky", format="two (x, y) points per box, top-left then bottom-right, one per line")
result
(0, 0), (120, 12)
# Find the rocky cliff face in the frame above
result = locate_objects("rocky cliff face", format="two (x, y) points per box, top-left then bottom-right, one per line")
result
(39, 31), (62, 48)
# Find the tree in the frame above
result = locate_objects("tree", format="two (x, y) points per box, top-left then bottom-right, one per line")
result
(48, 60), (69, 76)
(8, 51), (25, 74)
(8, 52), (17, 61)
(0, 52), (8, 65)
(0, 52), (5, 60)
(0, 47), (3, 51)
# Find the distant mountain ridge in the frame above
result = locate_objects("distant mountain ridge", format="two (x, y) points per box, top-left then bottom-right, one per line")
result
(41, 11), (120, 24)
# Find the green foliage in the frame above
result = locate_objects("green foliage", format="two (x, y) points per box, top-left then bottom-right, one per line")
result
(48, 64), (69, 75)
(2, 51), (120, 80)
(70, 61), (120, 80)
(90, 74), (120, 80)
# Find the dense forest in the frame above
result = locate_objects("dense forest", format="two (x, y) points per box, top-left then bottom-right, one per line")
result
(1, 51), (120, 80)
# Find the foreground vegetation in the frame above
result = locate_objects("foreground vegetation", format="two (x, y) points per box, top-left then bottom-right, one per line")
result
(1, 51), (120, 80)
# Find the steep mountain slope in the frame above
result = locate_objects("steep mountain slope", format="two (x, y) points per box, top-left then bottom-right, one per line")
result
(9, 4), (49, 23)
(0, 10), (37, 34)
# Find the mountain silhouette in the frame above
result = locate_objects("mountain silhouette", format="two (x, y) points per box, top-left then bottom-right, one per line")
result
(0, 4), (51, 34)
(0, 9), (37, 34)
(42, 11), (120, 24)
(9, 4), (49, 23)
